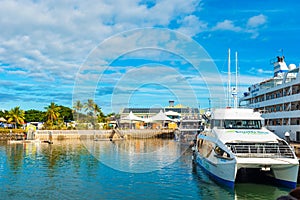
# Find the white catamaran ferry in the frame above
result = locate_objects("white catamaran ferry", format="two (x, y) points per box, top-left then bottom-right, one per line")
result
(193, 108), (299, 188)
(240, 55), (300, 141)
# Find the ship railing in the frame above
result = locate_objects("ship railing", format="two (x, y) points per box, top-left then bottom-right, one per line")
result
(180, 124), (201, 129)
(181, 115), (201, 120)
(227, 143), (294, 158)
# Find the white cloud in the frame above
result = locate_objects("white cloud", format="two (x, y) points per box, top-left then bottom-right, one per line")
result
(245, 14), (267, 38)
(0, 0), (274, 112)
(247, 14), (267, 28)
(176, 15), (208, 37)
(248, 67), (273, 75)
(211, 14), (268, 39)
(6, 70), (27, 76)
(0, 0), (203, 82)
(212, 20), (242, 32)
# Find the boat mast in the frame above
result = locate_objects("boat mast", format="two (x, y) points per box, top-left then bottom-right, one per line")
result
(227, 48), (231, 107)
(233, 51), (238, 108)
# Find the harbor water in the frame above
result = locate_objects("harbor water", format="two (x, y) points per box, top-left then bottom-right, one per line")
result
(0, 138), (292, 200)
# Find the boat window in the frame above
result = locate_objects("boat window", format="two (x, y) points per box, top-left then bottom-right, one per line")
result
(197, 139), (203, 150)
(212, 120), (222, 128)
(214, 146), (230, 158)
(215, 120), (221, 128)
(224, 120), (261, 129)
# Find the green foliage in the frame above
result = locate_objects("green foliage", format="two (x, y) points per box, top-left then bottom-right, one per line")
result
(73, 100), (83, 122)
(25, 109), (45, 122)
(106, 112), (115, 117)
(58, 105), (74, 121)
(6, 106), (25, 128)
(84, 99), (96, 117)
(44, 102), (61, 128)
(0, 110), (7, 118)
(2, 100), (111, 130)
(73, 100), (83, 113)
(82, 99), (106, 123)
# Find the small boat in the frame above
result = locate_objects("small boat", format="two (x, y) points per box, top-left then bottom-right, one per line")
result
(193, 108), (299, 188)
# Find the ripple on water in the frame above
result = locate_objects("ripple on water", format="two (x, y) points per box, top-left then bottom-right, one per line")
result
(0, 139), (292, 200)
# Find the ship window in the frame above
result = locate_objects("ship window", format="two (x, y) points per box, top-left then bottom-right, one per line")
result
(276, 105), (281, 112)
(224, 120), (261, 129)
(297, 132), (300, 142)
(271, 94), (275, 99)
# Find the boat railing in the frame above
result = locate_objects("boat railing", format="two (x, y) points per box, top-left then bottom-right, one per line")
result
(227, 143), (294, 158)
(181, 115), (201, 120)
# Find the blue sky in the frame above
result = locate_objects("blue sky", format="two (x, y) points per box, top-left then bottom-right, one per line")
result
(1, 0), (300, 114)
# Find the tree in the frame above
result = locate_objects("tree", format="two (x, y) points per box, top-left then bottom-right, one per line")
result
(95, 104), (106, 123)
(0, 110), (7, 118)
(58, 105), (73, 122)
(83, 99), (107, 127)
(73, 100), (83, 121)
(82, 99), (96, 128)
(45, 102), (61, 127)
(25, 109), (45, 122)
(84, 99), (95, 116)
(6, 106), (25, 128)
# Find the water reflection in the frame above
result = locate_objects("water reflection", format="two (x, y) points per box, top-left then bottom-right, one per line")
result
(6, 143), (24, 173)
(82, 138), (188, 173)
(234, 183), (290, 200)
(191, 163), (235, 199)
(0, 139), (292, 200)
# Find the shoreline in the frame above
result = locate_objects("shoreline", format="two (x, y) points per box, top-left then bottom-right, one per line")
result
(0, 129), (175, 141)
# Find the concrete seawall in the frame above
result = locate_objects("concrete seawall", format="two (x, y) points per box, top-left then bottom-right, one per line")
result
(36, 130), (112, 140)
(35, 129), (174, 140)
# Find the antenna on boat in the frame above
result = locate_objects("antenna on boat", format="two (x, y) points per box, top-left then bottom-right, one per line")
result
(227, 48), (231, 107)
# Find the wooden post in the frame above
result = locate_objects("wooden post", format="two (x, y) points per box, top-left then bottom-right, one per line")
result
(49, 131), (53, 144)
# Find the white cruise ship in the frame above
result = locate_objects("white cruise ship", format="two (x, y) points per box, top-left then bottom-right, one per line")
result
(240, 55), (300, 141)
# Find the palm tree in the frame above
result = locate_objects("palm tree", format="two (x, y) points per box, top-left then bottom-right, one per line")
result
(94, 104), (105, 123)
(6, 106), (25, 129)
(83, 99), (107, 128)
(84, 99), (95, 116)
(83, 99), (96, 128)
(45, 102), (61, 127)
(73, 100), (83, 121)
(93, 104), (101, 116)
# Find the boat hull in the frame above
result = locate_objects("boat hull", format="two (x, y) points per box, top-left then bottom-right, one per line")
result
(194, 152), (236, 188)
(236, 157), (299, 188)
(195, 153), (299, 188)
(273, 165), (299, 188)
